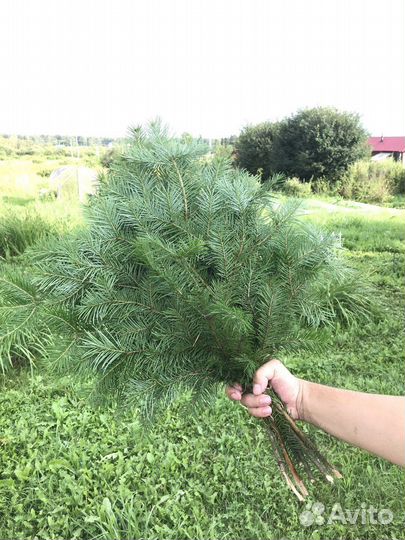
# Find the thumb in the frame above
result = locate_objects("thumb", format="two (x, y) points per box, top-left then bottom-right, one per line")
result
(252, 359), (278, 395)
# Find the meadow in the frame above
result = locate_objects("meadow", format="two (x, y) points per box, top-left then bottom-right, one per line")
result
(0, 166), (404, 539)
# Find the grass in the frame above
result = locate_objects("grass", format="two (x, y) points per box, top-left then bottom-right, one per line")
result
(0, 157), (100, 200)
(0, 200), (84, 259)
(0, 195), (404, 540)
(0, 159), (64, 199)
(301, 197), (405, 253)
(0, 156), (93, 259)
(385, 194), (405, 209)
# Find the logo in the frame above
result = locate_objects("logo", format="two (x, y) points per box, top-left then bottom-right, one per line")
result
(299, 501), (393, 527)
(299, 502), (325, 526)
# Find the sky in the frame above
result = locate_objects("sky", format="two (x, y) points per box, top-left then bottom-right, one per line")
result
(0, 0), (404, 139)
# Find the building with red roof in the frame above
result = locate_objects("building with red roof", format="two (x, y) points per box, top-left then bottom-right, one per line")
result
(368, 136), (405, 165)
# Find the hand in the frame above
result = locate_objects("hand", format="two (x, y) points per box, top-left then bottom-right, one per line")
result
(226, 359), (304, 420)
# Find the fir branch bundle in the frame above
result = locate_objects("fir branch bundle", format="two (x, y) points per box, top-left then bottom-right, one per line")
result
(0, 121), (373, 498)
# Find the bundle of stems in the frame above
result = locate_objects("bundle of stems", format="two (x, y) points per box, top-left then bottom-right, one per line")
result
(261, 389), (342, 500)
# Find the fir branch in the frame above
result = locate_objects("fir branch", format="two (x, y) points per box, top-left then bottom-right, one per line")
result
(171, 158), (189, 220)
(1, 121), (375, 498)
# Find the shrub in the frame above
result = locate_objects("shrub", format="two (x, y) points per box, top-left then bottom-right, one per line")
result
(339, 159), (405, 203)
(37, 166), (53, 178)
(38, 188), (57, 201)
(0, 209), (57, 258)
(213, 144), (234, 161)
(282, 177), (312, 197)
(311, 177), (336, 195)
(234, 122), (280, 180)
(271, 107), (370, 181)
(386, 160), (405, 194)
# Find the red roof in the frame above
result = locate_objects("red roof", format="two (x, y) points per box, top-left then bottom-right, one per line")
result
(368, 136), (405, 153)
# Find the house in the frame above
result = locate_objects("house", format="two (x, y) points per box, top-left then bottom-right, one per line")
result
(368, 136), (405, 165)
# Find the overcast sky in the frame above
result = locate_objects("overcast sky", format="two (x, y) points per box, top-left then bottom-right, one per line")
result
(0, 0), (404, 139)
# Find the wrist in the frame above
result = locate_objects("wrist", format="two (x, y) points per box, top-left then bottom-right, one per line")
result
(297, 378), (311, 422)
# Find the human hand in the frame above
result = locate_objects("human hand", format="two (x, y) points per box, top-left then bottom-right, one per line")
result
(226, 359), (304, 420)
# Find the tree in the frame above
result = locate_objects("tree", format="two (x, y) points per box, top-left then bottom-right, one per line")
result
(0, 121), (373, 499)
(271, 107), (370, 181)
(234, 122), (281, 181)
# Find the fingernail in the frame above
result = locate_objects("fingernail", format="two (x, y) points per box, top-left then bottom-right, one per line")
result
(253, 384), (261, 395)
(259, 395), (272, 406)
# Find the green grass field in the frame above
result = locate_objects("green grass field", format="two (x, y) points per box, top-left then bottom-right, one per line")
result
(0, 195), (404, 540)
(0, 160), (85, 258)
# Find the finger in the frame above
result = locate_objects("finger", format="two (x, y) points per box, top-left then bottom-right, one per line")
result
(241, 393), (272, 408)
(226, 382), (243, 400)
(226, 383), (242, 393)
(225, 386), (242, 401)
(248, 405), (272, 418)
(253, 359), (279, 395)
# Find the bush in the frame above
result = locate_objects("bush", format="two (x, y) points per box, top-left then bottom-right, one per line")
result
(234, 122), (280, 180)
(37, 166), (53, 178)
(311, 177), (336, 195)
(339, 159), (405, 203)
(387, 161), (405, 194)
(282, 177), (312, 197)
(213, 144), (234, 161)
(271, 107), (370, 181)
(0, 209), (57, 258)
